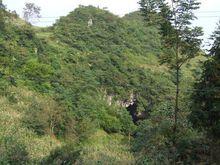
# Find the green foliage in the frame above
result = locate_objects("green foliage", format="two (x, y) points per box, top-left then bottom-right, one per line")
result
(140, 1), (204, 163)
(140, 0), (203, 68)
(43, 130), (135, 164)
(0, 1), (7, 31)
(41, 143), (81, 165)
(23, 96), (77, 138)
(191, 25), (220, 136)
(0, 4), (208, 164)
(0, 136), (29, 164)
(0, 13), (45, 92)
(22, 58), (54, 91)
(0, 86), (63, 163)
(54, 5), (161, 56)
(69, 90), (135, 134)
(190, 21), (220, 163)
(134, 101), (208, 164)
(22, 98), (52, 136)
(0, 78), (9, 95)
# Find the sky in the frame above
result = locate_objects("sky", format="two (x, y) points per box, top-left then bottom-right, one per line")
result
(3, 0), (220, 49)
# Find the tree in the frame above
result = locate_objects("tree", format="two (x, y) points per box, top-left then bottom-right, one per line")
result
(23, 2), (41, 24)
(190, 21), (220, 163)
(0, 0), (6, 29)
(0, 0), (5, 9)
(140, 0), (203, 163)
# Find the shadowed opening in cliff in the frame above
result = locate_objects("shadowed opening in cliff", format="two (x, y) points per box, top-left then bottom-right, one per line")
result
(127, 101), (139, 123)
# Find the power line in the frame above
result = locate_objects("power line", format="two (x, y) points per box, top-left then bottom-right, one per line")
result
(195, 11), (220, 13)
(30, 11), (220, 20)
(196, 16), (220, 18)
(32, 16), (220, 23)
(35, 16), (220, 19)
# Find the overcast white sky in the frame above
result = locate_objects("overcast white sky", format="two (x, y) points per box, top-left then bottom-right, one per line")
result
(3, 0), (220, 49)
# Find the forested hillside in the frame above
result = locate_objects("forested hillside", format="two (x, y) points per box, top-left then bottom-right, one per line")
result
(1, 3), (218, 164)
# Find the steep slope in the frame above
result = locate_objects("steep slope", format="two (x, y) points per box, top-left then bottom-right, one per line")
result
(0, 87), (61, 163)
(50, 5), (174, 117)
(0, 6), (207, 164)
(53, 6), (161, 56)
(0, 11), (62, 164)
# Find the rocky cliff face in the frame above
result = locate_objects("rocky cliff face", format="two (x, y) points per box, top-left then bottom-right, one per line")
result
(105, 93), (147, 122)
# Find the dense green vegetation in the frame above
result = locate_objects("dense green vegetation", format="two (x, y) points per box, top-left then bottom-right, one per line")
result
(190, 21), (220, 163)
(0, 2), (218, 164)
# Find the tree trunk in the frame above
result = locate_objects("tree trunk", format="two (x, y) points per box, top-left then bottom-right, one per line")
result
(173, 64), (179, 165)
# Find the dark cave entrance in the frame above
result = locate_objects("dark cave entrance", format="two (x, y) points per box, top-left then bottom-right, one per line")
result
(127, 101), (139, 123)
(126, 101), (148, 123)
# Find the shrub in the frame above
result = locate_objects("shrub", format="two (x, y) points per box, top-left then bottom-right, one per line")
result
(41, 143), (81, 165)
(23, 97), (76, 137)
(0, 137), (29, 165)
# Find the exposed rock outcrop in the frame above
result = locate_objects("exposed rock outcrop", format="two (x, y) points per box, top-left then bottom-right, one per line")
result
(105, 92), (148, 123)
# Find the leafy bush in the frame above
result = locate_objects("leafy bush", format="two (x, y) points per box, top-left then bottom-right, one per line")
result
(0, 137), (29, 165)
(0, 5), (207, 164)
(41, 143), (81, 165)
(22, 97), (76, 137)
